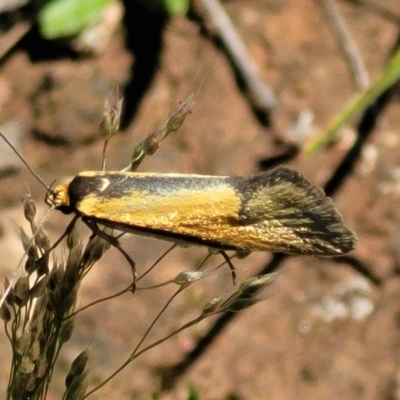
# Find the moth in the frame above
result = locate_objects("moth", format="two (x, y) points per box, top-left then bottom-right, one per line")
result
(0, 130), (357, 291)
(46, 167), (357, 257)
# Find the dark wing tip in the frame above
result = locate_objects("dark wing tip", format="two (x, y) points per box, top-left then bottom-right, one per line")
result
(317, 223), (357, 256)
(240, 166), (358, 256)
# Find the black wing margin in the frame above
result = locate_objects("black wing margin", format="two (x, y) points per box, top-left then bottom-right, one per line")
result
(236, 166), (357, 255)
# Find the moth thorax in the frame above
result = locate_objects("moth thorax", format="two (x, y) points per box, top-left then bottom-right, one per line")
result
(45, 184), (69, 208)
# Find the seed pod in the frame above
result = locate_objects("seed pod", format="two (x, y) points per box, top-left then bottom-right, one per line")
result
(203, 296), (224, 316)
(0, 302), (11, 322)
(23, 194), (36, 223)
(174, 271), (205, 285)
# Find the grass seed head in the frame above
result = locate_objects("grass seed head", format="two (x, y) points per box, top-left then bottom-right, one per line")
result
(60, 319), (75, 343)
(0, 302), (11, 321)
(23, 194), (36, 223)
(14, 276), (29, 300)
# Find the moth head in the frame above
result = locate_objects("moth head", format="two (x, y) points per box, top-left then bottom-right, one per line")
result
(45, 182), (70, 210)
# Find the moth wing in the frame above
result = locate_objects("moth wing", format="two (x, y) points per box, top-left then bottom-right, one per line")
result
(237, 167), (357, 255)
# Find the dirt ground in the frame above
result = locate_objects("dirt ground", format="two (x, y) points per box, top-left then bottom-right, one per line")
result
(1, 0), (400, 399)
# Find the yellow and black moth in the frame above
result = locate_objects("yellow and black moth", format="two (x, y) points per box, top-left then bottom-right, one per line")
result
(46, 167), (357, 257)
(0, 130), (356, 291)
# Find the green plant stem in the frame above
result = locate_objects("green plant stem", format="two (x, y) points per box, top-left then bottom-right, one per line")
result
(304, 46), (400, 156)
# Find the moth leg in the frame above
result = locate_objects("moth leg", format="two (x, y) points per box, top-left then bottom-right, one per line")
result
(83, 219), (137, 293)
(48, 215), (80, 253)
(37, 215), (80, 270)
(219, 251), (237, 286)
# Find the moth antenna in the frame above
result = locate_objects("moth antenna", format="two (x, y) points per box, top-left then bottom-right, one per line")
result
(0, 132), (50, 191)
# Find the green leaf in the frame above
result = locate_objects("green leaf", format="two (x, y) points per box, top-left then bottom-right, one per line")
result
(163, 0), (189, 15)
(38, 0), (112, 39)
(188, 385), (200, 400)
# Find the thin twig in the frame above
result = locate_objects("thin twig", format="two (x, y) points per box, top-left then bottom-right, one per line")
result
(342, 0), (400, 25)
(319, 0), (369, 90)
(0, 21), (31, 62)
(198, 0), (277, 112)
